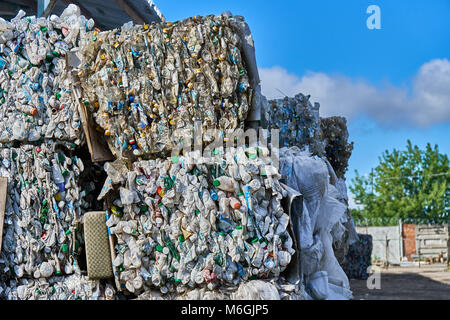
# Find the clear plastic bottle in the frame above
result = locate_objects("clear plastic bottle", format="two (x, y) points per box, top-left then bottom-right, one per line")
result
(51, 158), (66, 198)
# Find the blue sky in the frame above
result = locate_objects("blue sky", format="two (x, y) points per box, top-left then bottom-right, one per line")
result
(157, 0), (450, 206)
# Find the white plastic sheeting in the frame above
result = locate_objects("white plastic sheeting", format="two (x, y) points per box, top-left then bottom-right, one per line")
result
(280, 147), (353, 300)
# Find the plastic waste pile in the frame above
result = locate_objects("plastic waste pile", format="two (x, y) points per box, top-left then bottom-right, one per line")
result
(264, 93), (325, 156)
(279, 147), (355, 300)
(0, 3), (360, 301)
(320, 116), (354, 179)
(101, 146), (295, 295)
(77, 14), (253, 159)
(342, 234), (372, 280)
(0, 6), (93, 146)
(0, 6), (114, 301)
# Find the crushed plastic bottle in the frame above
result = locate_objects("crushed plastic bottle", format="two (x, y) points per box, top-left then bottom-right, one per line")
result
(77, 14), (253, 159)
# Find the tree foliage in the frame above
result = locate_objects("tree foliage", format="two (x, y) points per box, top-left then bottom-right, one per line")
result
(350, 140), (449, 225)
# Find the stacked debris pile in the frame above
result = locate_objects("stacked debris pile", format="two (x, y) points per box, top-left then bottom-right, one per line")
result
(0, 6), (115, 301)
(77, 14), (253, 159)
(342, 234), (372, 280)
(101, 146), (295, 295)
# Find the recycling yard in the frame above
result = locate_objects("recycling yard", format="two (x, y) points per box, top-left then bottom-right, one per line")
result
(0, 1), (448, 302)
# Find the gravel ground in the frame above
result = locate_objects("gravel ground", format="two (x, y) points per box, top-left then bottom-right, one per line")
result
(350, 264), (450, 300)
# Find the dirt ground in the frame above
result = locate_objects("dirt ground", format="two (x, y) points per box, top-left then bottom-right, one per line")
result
(350, 264), (450, 300)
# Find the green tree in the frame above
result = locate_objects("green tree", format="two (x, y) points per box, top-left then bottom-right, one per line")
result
(350, 140), (449, 225)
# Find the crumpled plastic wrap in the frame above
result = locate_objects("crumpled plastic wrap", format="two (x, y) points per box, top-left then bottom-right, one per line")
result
(0, 274), (115, 300)
(0, 5), (94, 145)
(279, 147), (353, 299)
(102, 146), (295, 295)
(320, 116), (354, 179)
(264, 93), (325, 156)
(77, 14), (253, 159)
(0, 142), (90, 282)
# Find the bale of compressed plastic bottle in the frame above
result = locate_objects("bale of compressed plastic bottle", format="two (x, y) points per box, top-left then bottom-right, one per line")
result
(101, 146), (295, 295)
(77, 14), (254, 159)
(264, 93), (325, 156)
(0, 5), (94, 146)
(0, 142), (91, 284)
(320, 116), (354, 179)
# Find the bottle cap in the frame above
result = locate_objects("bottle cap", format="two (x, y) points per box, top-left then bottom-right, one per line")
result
(213, 180), (220, 187)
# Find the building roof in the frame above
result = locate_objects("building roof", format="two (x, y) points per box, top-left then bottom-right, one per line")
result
(0, 0), (164, 30)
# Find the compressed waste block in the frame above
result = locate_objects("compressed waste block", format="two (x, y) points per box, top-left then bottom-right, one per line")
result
(320, 116), (354, 179)
(0, 5), (94, 145)
(101, 146), (295, 295)
(342, 234), (373, 280)
(0, 142), (91, 281)
(264, 93), (325, 156)
(77, 14), (254, 159)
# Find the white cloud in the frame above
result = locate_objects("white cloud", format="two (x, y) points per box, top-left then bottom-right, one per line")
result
(259, 59), (450, 127)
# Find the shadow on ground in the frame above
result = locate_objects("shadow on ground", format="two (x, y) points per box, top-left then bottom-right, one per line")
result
(350, 272), (450, 300)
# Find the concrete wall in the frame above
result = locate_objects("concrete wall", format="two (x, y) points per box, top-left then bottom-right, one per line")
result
(356, 226), (402, 264)
(415, 224), (449, 259)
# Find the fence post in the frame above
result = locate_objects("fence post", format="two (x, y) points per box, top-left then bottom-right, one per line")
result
(399, 219), (403, 261)
(418, 237), (421, 269)
(447, 225), (449, 268)
(385, 234), (389, 269)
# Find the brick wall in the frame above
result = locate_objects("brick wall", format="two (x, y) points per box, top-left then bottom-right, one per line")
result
(402, 224), (416, 261)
